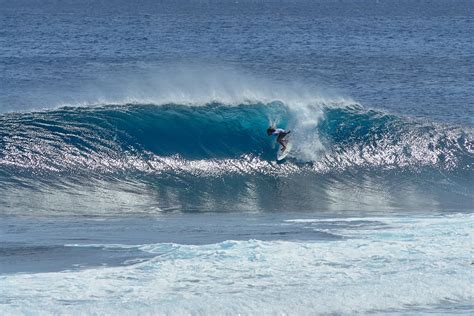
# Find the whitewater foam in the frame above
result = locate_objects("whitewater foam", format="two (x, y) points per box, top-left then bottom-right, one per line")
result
(1, 214), (472, 315)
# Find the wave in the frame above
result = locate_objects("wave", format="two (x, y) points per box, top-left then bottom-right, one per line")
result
(1, 101), (473, 214)
(0, 101), (472, 178)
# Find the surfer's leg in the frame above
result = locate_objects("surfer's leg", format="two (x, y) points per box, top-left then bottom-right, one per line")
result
(277, 136), (287, 151)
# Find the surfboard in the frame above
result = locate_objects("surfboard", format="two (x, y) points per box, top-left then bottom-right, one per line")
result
(277, 142), (292, 161)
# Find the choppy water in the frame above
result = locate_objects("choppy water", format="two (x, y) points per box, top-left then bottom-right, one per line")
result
(1, 0), (473, 314)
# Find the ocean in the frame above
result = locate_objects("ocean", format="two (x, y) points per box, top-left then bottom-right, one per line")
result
(0, 0), (473, 314)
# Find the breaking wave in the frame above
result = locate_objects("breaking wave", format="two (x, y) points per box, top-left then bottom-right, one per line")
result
(0, 102), (472, 177)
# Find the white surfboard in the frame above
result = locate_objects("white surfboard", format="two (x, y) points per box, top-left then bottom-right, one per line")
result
(277, 142), (292, 161)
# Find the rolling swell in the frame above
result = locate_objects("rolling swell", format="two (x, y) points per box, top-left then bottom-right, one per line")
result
(0, 102), (472, 180)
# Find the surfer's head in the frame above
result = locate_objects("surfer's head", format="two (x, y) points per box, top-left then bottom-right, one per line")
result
(267, 127), (275, 135)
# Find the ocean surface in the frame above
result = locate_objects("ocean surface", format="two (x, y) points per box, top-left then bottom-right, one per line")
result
(0, 0), (473, 314)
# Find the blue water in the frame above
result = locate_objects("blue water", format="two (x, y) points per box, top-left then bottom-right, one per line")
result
(1, 0), (473, 314)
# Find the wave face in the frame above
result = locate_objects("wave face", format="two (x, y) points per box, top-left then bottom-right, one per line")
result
(1, 102), (473, 214)
(0, 102), (472, 173)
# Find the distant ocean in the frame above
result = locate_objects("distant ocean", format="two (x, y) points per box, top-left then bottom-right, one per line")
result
(1, 0), (473, 314)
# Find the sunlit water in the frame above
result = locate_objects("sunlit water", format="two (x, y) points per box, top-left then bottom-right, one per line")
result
(1, 0), (473, 314)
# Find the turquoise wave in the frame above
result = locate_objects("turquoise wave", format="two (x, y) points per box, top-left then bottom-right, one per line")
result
(0, 102), (472, 177)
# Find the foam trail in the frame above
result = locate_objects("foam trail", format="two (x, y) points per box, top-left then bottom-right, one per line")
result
(1, 214), (472, 314)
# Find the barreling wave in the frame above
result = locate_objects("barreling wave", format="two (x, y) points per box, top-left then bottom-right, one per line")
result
(0, 101), (472, 181)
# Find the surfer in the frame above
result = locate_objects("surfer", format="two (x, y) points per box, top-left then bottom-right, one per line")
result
(267, 127), (291, 152)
